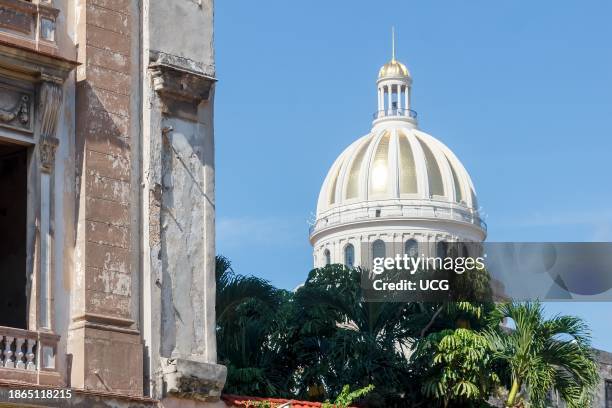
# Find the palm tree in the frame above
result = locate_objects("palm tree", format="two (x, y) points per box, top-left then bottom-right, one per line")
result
(216, 255), (279, 324)
(292, 264), (416, 405)
(215, 255), (294, 396)
(485, 302), (599, 407)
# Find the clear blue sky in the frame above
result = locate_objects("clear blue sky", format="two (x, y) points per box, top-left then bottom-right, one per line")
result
(215, 1), (612, 350)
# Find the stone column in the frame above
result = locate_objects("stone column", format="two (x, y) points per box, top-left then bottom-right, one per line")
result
(397, 84), (403, 111)
(38, 81), (62, 331)
(69, 0), (144, 396)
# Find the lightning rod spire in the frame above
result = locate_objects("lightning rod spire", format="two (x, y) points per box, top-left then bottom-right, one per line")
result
(391, 26), (396, 61)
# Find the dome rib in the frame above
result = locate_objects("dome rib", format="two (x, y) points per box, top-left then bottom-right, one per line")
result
(344, 137), (370, 200)
(415, 135), (445, 197)
(423, 132), (477, 208)
(316, 127), (480, 216)
(369, 132), (391, 197)
(398, 130), (418, 195)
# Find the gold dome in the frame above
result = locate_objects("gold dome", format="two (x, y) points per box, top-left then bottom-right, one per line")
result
(378, 59), (410, 79)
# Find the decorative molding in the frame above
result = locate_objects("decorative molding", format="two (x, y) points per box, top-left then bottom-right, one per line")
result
(37, 81), (61, 172)
(39, 80), (61, 138)
(150, 50), (215, 79)
(71, 313), (137, 329)
(149, 52), (216, 120)
(151, 64), (215, 105)
(0, 41), (77, 84)
(39, 135), (58, 173)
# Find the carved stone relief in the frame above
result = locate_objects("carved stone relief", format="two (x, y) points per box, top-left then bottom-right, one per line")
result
(0, 85), (33, 132)
(39, 136), (58, 173)
(38, 81), (62, 172)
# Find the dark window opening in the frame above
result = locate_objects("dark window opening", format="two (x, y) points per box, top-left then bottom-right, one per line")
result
(344, 244), (354, 268)
(324, 249), (331, 266)
(606, 380), (612, 408)
(0, 143), (27, 329)
(436, 241), (449, 258)
(405, 239), (418, 258)
(372, 239), (385, 260)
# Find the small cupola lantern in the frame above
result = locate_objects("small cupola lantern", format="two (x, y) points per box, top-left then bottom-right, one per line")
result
(374, 28), (417, 126)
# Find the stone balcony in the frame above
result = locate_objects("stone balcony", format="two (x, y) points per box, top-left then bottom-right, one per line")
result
(0, 326), (62, 386)
(0, 0), (59, 56)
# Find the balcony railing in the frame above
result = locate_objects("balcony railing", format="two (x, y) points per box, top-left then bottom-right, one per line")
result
(0, 326), (60, 384)
(309, 204), (486, 237)
(373, 108), (417, 120)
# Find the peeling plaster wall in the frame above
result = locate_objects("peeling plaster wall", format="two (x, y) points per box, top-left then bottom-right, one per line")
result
(70, 0), (145, 395)
(148, 0), (214, 75)
(159, 117), (208, 358)
(141, 0), (221, 401)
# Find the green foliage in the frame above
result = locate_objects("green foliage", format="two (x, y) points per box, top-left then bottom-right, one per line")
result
(216, 256), (296, 396)
(321, 384), (375, 408)
(484, 301), (600, 408)
(215, 257), (600, 408)
(291, 265), (415, 405)
(414, 328), (499, 407)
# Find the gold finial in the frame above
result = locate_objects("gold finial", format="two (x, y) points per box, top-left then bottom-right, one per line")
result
(391, 26), (396, 61)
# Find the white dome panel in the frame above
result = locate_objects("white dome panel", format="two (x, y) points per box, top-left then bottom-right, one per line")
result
(315, 127), (480, 216)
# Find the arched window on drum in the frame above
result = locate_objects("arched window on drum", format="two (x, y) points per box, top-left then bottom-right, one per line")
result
(372, 240), (386, 261)
(344, 244), (355, 268)
(405, 239), (418, 259)
(324, 249), (331, 266)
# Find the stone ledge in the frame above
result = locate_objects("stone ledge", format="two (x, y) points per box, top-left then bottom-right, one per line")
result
(161, 358), (226, 403)
(149, 50), (215, 79)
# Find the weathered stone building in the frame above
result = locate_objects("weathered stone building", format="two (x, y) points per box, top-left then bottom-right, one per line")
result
(0, 0), (226, 406)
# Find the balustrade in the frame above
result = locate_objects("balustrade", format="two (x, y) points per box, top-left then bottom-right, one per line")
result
(0, 326), (59, 376)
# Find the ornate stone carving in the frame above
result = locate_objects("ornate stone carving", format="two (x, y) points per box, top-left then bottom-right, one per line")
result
(39, 81), (61, 139)
(38, 81), (62, 172)
(39, 136), (58, 173)
(0, 85), (33, 132)
(0, 94), (29, 124)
